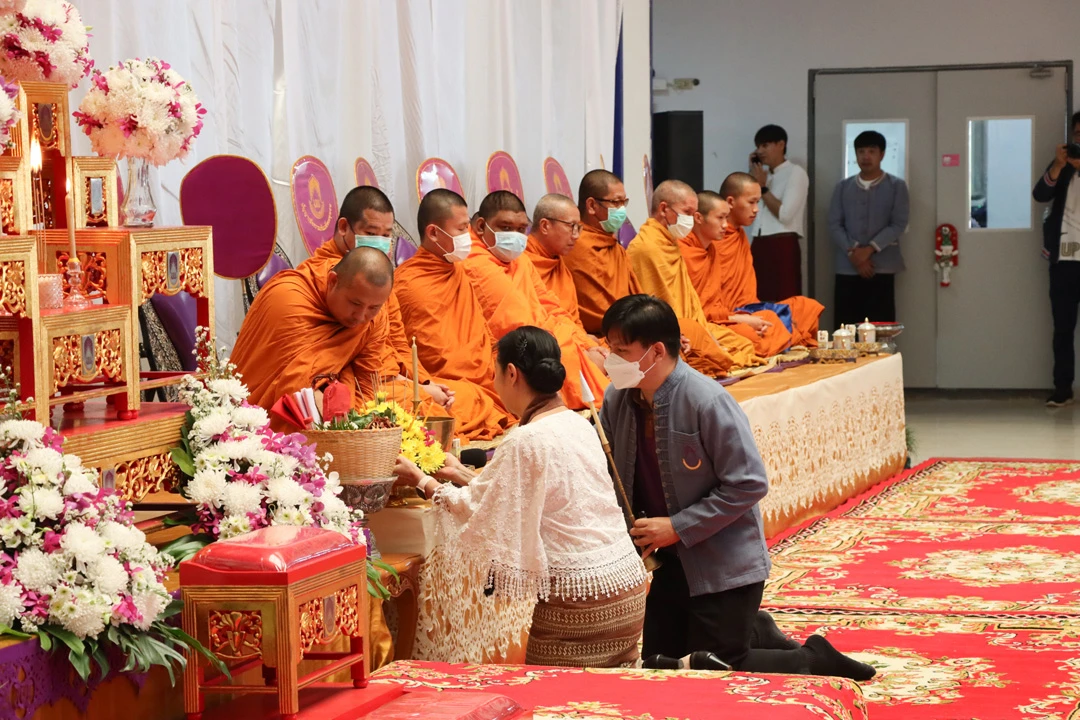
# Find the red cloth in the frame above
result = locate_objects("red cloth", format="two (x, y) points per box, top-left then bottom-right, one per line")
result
(752, 232), (802, 302)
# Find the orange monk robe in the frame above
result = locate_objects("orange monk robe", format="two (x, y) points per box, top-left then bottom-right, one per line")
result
(303, 241), (505, 441)
(683, 227), (823, 351)
(230, 255), (388, 432)
(462, 231), (608, 409)
(627, 219), (764, 375)
(562, 224), (643, 335)
(525, 234), (583, 325)
(395, 247), (514, 438)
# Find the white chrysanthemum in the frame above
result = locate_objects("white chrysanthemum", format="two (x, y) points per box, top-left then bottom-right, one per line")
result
(230, 406), (269, 432)
(320, 493), (350, 519)
(212, 438), (264, 463)
(207, 378), (248, 404)
(192, 409), (231, 441)
(265, 477), (309, 508)
(13, 547), (61, 593)
(98, 521), (146, 554)
(0, 581), (23, 628)
(129, 566), (160, 594)
(324, 471), (341, 491)
(131, 589), (169, 630)
(62, 470), (97, 496)
(0, 0), (91, 88)
(47, 585), (77, 623)
(60, 523), (107, 566)
(271, 506), (308, 526)
(23, 447), (64, 482)
(59, 588), (111, 638)
(218, 514), (252, 540)
(16, 486), (65, 521)
(0, 516), (33, 545)
(0, 419), (45, 445)
(221, 483), (263, 518)
(90, 555), (129, 597)
(185, 468), (227, 507)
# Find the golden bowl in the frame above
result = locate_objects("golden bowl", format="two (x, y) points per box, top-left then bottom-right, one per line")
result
(424, 416), (456, 450)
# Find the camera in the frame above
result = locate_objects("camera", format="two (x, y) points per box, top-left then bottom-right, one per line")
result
(1067, 143), (1080, 160)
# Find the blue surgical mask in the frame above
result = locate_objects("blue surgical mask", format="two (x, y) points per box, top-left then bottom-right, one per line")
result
(486, 228), (527, 263)
(354, 235), (392, 254)
(600, 205), (628, 234)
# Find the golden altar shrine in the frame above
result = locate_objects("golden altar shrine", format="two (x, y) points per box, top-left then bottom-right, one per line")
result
(0, 80), (211, 503)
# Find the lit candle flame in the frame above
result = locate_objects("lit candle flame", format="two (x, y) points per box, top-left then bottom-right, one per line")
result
(65, 177), (70, 193)
(29, 138), (41, 172)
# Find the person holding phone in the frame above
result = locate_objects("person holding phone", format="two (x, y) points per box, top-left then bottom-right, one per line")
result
(1032, 111), (1080, 407)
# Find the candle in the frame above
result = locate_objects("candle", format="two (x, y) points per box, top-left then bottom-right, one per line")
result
(411, 336), (421, 409)
(29, 138), (41, 172)
(29, 139), (42, 230)
(65, 177), (76, 261)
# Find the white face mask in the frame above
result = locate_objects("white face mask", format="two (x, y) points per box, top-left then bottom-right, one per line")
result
(667, 211), (695, 240)
(436, 226), (472, 263)
(486, 227), (527, 263)
(604, 349), (657, 390)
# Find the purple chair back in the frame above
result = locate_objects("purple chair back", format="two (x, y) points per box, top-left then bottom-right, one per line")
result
(395, 237), (417, 265)
(617, 220), (636, 248)
(180, 155), (277, 279)
(291, 155), (339, 257)
(150, 291), (198, 372)
(256, 252), (292, 289)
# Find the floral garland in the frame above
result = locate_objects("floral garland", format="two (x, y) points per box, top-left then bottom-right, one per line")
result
(0, 0), (92, 88)
(0, 76), (19, 147)
(0, 368), (220, 683)
(74, 56), (205, 165)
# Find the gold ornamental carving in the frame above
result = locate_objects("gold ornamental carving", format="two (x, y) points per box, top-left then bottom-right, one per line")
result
(297, 586), (360, 653)
(334, 585), (361, 637)
(0, 179), (15, 235)
(0, 260), (26, 316)
(55, 251), (107, 300)
(141, 248), (206, 302)
(207, 610), (263, 661)
(51, 328), (122, 392)
(111, 451), (179, 503)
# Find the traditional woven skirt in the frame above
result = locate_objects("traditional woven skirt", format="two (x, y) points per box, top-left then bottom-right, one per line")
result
(524, 581), (647, 668)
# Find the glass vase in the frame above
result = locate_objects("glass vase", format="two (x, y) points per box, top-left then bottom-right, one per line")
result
(122, 156), (156, 227)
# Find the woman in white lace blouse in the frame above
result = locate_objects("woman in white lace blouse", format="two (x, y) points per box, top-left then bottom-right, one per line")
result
(394, 326), (647, 667)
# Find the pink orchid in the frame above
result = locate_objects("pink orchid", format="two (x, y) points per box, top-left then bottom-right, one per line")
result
(113, 595), (143, 625)
(91, 73), (108, 93)
(41, 530), (62, 553)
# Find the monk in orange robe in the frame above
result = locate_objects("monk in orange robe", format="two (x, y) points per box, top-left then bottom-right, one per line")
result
(394, 189), (514, 434)
(525, 193), (584, 325)
(706, 174), (823, 349)
(626, 180), (764, 376)
(463, 191), (608, 409)
(309, 186), (505, 441)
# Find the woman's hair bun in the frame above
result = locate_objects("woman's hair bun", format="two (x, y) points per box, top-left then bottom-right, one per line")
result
(528, 357), (566, 394)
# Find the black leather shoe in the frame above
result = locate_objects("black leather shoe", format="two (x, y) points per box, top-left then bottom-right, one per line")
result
(642, 654), (682, 670)
(688, 651), (732, 671)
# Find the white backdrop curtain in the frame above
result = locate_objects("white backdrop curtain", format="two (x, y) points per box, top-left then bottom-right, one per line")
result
(68, 0), (624, 346)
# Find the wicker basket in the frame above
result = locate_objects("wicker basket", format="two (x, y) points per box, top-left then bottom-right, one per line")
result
(303, 425), (403, 481)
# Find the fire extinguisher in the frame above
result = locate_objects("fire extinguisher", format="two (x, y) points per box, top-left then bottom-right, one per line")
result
(935, 224), (959, 287)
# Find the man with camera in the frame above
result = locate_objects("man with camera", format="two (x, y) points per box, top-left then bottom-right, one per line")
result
(1033, 111), (1080, 408)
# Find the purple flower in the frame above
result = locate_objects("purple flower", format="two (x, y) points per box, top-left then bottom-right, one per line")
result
(119, 115), (138, 138)
(91, 73), (108, 93)
(113, 595), (143, 625)
(41, 530), (62, 553)
(21, 590), (49, 621)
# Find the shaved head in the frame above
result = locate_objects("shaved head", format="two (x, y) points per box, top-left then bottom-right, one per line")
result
(335, 185), (395, 248)
(417, 189), (468, 239)
(578, 169), (622, 215)
(697, 190), (726, 216)
(340, 186), (393, 223)
(533, 193), (578, 225)
(326, 247), (394, 328)
(650, 179), (696, 214)
(695, 191), (731, 244)
(477, 190), (527, 221)
(719, 172), (760, 201)
(532, 193), (581, 257)
(476, 190), (530, 240)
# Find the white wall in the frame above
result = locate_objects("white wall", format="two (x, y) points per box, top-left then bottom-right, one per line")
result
(652, 0), (1080, 190)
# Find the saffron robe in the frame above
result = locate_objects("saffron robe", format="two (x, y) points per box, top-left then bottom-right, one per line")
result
(462, 231), (608, 409)
(395, 246), (514, 436)
(524, 234), (583, 327)
(562, 224), (643, 335)
(682, 228), (823, 352)
(627, 219), (764, 376)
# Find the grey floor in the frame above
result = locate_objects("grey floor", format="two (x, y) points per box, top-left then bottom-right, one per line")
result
(905, 392), (1080, 462)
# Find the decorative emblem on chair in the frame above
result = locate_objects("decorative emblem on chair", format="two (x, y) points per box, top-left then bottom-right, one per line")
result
(486, 151), (524, 202)
(290, 155), (339, 256)
(416, 157), (463, 200)
(544, 157), (573, 200)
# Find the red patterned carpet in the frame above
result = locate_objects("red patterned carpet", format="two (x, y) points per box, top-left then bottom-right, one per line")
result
(767, 459), (1080, 719)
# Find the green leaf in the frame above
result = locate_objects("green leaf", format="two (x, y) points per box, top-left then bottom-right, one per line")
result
(370, 558), (399, 578)
(161, 508), (198, 528)
(162, 598), (184, 620)
(68, 646), (91, 682)
(43, 626), (85, 656)
(37, 630), (52, 651)
(170, 447), (196, 478)
(158, 625), (231, 680)
(0, 625), (33, 640)
(92, 644), (110, 680)
(159, 533), (213, 563)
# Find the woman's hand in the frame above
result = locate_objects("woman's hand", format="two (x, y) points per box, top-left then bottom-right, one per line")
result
(393, 455), (425, 487)
(434, 453), (474, 486)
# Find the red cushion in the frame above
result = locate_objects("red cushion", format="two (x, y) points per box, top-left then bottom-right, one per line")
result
(180, 526), (365, 586)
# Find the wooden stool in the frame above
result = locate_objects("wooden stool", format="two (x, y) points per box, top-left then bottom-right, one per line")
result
(379, 553), (423, 660)
(181, 526), (369, 720)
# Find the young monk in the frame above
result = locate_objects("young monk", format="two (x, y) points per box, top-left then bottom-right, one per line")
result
(463, 191), (608, 409)
(627, 180), (764, 376)
(394, 189), (514, 434)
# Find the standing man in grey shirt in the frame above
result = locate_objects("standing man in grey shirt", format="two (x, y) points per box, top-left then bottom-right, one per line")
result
(828, 130), (910, 326)
(599, 294), (875, 680)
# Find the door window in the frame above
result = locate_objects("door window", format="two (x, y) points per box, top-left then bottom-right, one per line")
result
(968, 117), (1033, 230)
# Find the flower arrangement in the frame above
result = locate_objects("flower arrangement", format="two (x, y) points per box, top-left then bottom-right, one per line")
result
(314, 397), (446, 475)
(74, 56), (205, 165)
(168, 329), (395, 598)
(0, 0), (92, 88)
(0, 76), (20, 147)
(0, 368), (221, 683)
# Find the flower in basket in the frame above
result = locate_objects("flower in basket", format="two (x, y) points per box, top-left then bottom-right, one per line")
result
(0, 367), (222, 684)
(0, 0), (92, 88)
(74, 56), (206, 165)
(0, 76), (20, 147)
(363, 397), (446, 474)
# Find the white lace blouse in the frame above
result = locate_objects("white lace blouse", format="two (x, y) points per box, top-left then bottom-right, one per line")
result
(432, 409), (647, 602)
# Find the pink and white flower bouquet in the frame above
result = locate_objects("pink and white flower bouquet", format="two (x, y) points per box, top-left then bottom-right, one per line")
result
(0, 370), (221, 683)
(74, 56), (205, 165)
(0, 0), (92, 88)
(0, 76), (20, 147)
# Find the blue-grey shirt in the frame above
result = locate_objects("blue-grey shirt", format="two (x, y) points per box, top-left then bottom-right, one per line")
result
(601, 360), (771, 596)
(828, 173), (910, 275)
